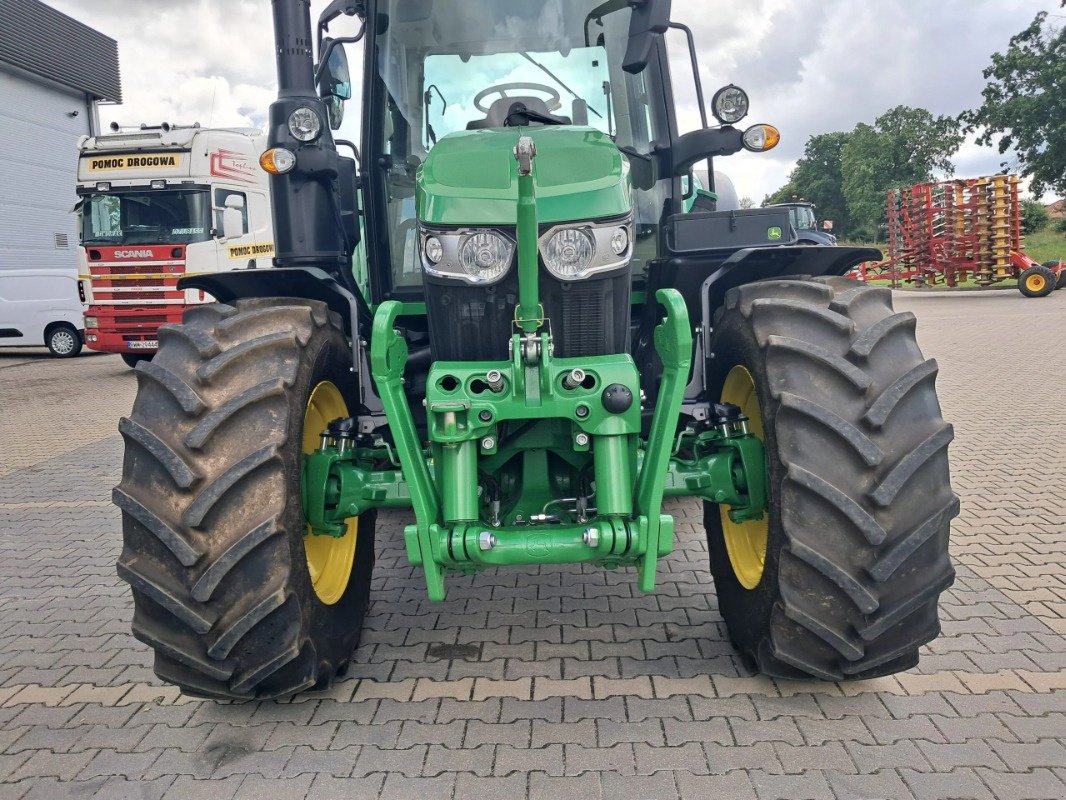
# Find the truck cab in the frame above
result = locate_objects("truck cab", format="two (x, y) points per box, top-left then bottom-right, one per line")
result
(76, 125), (273, 363)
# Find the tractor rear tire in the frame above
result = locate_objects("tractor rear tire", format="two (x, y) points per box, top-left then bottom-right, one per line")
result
(1019, 265), (1056, 298)
(705, 277), (957, 680)
(121, 354), (152, 369)
(115, 298), (376, 699)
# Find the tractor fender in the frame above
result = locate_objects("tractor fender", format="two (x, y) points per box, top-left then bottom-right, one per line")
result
(179, 267), (371, 367)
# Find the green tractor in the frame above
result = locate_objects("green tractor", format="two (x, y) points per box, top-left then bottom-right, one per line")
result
(115, 0), (958, 699)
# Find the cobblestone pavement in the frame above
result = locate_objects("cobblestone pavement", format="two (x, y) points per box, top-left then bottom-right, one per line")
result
(1, 290), (1064, 799)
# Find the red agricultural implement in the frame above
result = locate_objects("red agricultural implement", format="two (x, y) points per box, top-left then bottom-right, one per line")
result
(851, 176), (1064, 297)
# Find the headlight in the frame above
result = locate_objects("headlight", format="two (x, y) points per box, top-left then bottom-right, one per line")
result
(540, 219), (633, 280)
(288, 107), (322, 142)
(84, 316), (99, 329)
(420, 228), (515, 284)
(544, 229), (595, 279)
(459, 232), (513, 282)
(711, 84), (749, 125)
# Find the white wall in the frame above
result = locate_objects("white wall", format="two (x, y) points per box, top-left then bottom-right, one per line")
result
(0, 64), (90, 274)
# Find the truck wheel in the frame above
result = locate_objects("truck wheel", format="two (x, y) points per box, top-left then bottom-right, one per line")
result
(705, 277), (957, 680)
(115, 299), (375, 699)
(1018, 265), (1056, 298)
(121, 354), (152, 369)
(47, 323), (82, 358)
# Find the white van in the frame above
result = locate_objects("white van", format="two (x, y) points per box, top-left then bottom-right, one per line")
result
(0, 270), (85, 357)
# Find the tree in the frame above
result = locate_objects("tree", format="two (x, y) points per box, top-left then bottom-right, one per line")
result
(1020, 199), (1050, 234)
(786, 131), (852, 232)
(962, 12), (1066, 198)
(739, 196), (755, 209)
(841, 106), (963, 236)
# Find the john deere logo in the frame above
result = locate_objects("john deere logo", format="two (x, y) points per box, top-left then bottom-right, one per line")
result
(768, 226), (783, 241)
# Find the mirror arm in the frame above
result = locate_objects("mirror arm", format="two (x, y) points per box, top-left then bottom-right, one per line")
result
(671, 127), (744, 178)
(335, 139), (362, 166)
(315, 23), (366, 87)
(667, 23), (707, 129)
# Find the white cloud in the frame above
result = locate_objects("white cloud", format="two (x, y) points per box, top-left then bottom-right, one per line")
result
(50, 0), (1062, 202)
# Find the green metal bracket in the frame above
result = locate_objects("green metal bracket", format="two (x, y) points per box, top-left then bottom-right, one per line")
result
(514, 136), (543, 333)
(633, 288), (692, 592)
(370, 300), (447, 600)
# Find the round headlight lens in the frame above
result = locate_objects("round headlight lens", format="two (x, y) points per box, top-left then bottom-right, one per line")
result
(712, 85), (749, 125)
(544, 228), (596, 279)
(288, 107), (322, 142)
(610, 227), (630, 257)
(424, 236), (444, 265)
(459, 232), (512, 282)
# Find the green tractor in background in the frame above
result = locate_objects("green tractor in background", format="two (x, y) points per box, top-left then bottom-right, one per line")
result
(115, 0), (958, 699)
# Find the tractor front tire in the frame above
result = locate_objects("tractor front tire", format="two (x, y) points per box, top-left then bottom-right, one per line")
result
(705, 277), (957, 680)
(1019, 265), (1056, 298)
(115, 298), (375, 699)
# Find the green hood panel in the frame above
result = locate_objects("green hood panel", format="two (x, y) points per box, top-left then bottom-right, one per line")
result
(418, 127), (633, 227)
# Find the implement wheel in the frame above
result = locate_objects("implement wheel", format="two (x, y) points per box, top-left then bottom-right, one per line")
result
(705, 277), (957, 680)
(115, 299), (375, 699)
(1018, 265), (1056, 298)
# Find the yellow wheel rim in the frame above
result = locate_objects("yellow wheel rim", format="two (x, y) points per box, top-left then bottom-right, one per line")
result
(720, 365), (769, 590)
(1026, 274), (1046, 293)
(303, 381), (358, 605)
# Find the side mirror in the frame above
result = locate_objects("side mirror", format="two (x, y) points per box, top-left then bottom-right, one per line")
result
(624, 0), (672, 74)
(318, 37), (352, 130)
(219, 195), (245, 241)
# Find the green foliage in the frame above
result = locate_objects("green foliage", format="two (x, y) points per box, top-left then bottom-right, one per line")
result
(1056, 217), (1066, 235)
(765, 107), (962, 238)
(962, 12), (1066, 198)
(1021, 199), (1051, 234)
(841, 106), (963, 233)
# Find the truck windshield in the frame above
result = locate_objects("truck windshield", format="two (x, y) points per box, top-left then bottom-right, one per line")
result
(81, 190), (211, 246)
(375, 0), (669, 290)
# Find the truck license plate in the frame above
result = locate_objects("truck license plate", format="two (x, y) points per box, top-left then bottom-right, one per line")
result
(128, 340), (158, 350)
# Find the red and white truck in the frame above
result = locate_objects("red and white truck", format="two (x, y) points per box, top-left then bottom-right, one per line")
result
(76, 124), (273, 365)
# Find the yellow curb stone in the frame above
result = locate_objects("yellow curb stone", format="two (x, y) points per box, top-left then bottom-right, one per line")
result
(958, 670), (1032, 695)
(115, 684), (192, 706)
(472, 678), (532, 701)
(774, 680), (845, 698)
(4, 684), (77, 707)
(711, 675), (776, 698)
(412, 678), (474, 702)
(60, 684), (133, 707)
(352, 679), (417, 702)
(592, 677), (654, 700)
(895, 671), (968, 696)
(839, 677), (905, 697)
(650, 675), (715, 699)
(533, 678), (592, 700)
(1016, 671), (1066, 692)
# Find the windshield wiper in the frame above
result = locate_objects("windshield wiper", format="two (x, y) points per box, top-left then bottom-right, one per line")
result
(519, 52), (602, 120)
(505, 104), (568, 127)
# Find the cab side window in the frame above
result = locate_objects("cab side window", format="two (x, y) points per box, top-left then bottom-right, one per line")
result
(214, 190), (249, 235)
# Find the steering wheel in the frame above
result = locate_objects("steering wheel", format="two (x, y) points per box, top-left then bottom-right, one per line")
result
(474, 82), (562, 114)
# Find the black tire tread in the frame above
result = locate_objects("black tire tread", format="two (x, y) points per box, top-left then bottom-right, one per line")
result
(707, 277), (958, 681)
(116, 299), (374, 699)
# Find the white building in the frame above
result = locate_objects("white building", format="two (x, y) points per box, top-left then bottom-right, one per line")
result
(0, 0), (122, 274)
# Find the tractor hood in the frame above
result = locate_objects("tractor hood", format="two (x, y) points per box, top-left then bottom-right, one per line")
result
(418, 127), (633, 227)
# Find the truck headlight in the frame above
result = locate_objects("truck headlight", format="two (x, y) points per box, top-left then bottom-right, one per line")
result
(539, 218), (633, 281)
(420, 228), (515, 285)
(84, 316), (99, 329)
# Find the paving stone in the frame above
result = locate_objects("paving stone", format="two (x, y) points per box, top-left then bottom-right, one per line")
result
(529, 771), (602, 800)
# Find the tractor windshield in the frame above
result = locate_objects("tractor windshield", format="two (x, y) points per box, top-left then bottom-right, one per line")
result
(375, 0), (670, 290)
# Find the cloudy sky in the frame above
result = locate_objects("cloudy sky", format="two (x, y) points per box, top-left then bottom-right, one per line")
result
(50, 0), (1062, 202)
